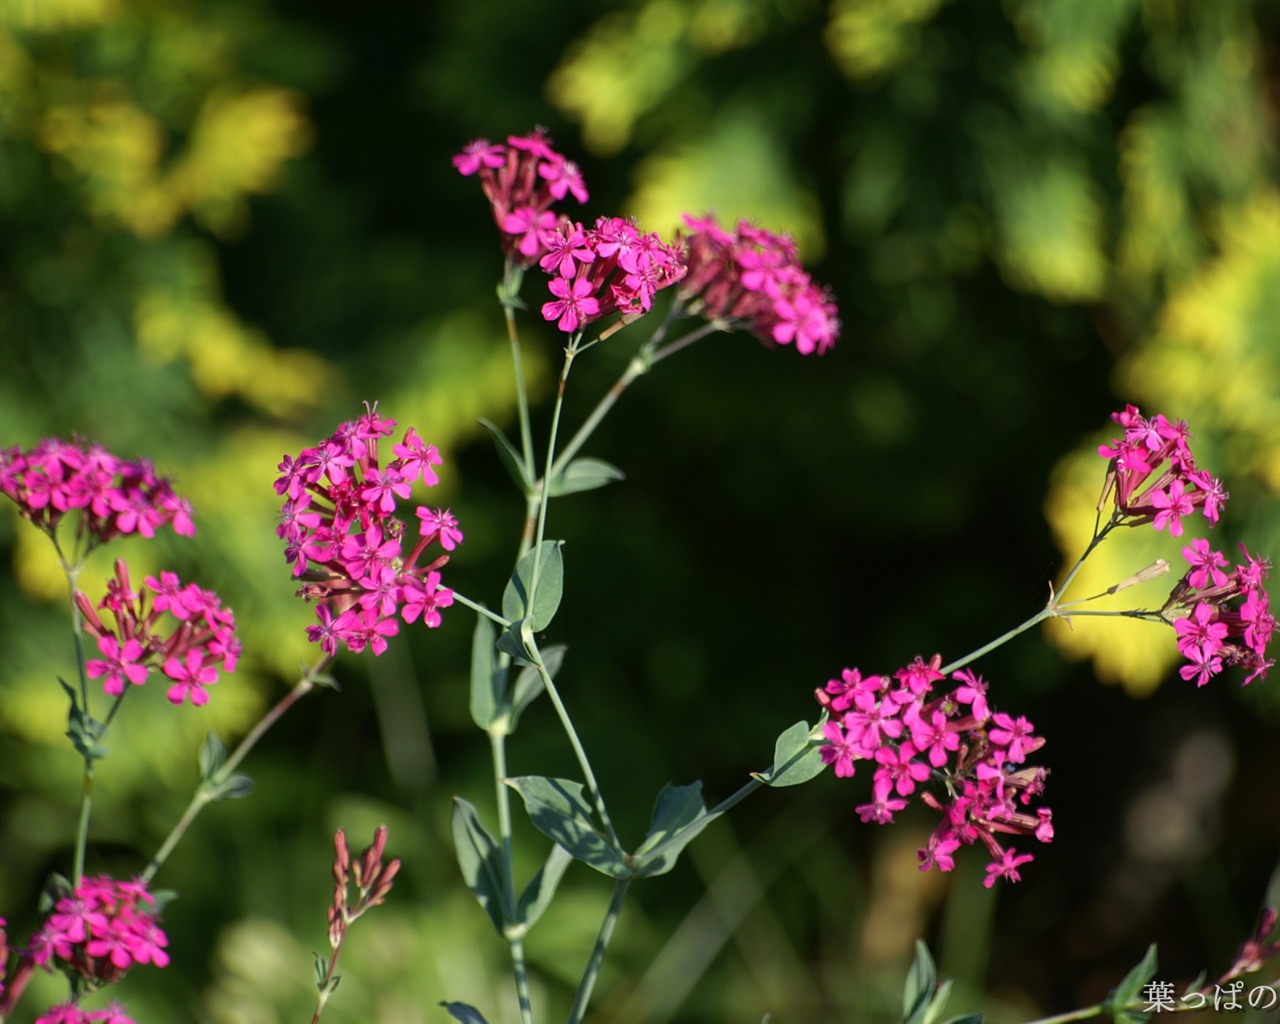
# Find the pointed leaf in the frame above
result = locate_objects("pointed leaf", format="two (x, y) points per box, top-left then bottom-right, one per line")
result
(60, 679), (108, 761)
(940, 1015), (984, 1024)
(517, 843), (574, 929)
(506, 776), (628, 878)
(633, 782), (713, 878)
(207, 773), (255, 801)
(904, 940), (937, 1024)
(1109, 943), (1158, 1023)
(547, 457), (625, 497)
(507, 643), (565, 730)
(755, 720), (826, 788)
(469, 613), (505, 729)
(502, 541), (564, 631)
(479, 418), (532, 494)
(441, 1002), (490, 1024)
(198, 731), (227, 782)
(451, 798), (510, 934)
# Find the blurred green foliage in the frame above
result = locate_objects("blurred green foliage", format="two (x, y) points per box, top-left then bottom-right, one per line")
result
(1, 0), (1279, 1021)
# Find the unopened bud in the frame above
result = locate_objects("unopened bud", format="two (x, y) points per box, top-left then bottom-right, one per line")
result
(1108, 559), (1170, 595)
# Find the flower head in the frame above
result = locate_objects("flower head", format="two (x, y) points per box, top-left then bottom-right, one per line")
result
(454, 128), (589, 264)
(537, 215), (686, 335)
(276, 404), (461, 656)
(0, 438), (194, 561)
(1164, 543), (1274, 686)
(677, 213), (839, 355)
(817, 655), (1051, 885)
(77, 561), (239, 706)
(1096, 406), (1226, 533)
(29, 876), (167, 990)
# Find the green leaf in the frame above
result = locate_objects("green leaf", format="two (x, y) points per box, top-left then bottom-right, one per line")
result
(479, 417), (532, 494)
(940, 1015), (984, 1024)
(207, 773), (255, 801)
(904, 940), (938, 1024)
(507, 643), (564, 731)
(633, 782), (713, 878)
(451, 797), (510, 934)
(1108, 943), (1157, 1023)
(517, 843), (574, 930)
(469, 612), (504, 729)
(441, 1002), (490, 1024)
(198, 731), (227, 782)
(506, 776), (628, 878)
(755, 719), (827, 788)
(496, 617), (536, 662)
(60, 679), (108, 761)
(502, 541), (564, 630)
(547, 457), (625, 497)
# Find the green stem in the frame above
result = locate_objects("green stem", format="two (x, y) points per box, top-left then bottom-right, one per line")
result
(489, 730), (534, 1024)
(567, 877), (631, 1024)
(142, 663), (327, 883)
(451, 591), (512, 627)
(502, 257), (537, 487)
(530, 636), (620, 849)
(62, 560), (93, 887)
(526, 334), (580, 613)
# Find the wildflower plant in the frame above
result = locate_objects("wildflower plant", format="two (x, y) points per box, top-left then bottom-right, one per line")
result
(0, 125), (1275, 1024)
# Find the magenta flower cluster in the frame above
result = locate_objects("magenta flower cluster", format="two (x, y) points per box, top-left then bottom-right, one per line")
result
(679, 213), (840, 356)
(0, 438), (195, 547)
(815, 655), (1052, 887)
(539, 216), (687, 333)
(455, 128), (686, 336)
(1098, 404), (1227, 536)
(35, 1003), (135, 1024)
(29, 876), (168, 987)
(453, 127), (589, 263)
(1170, 539), (1274, 686)
(74, 560), (240, 707)
(275, 405), (461, 656)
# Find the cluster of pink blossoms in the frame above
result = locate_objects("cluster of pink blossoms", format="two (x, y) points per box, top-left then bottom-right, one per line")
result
(1098, 405), (1227, 536)
(1097, 404), (1273, 685)
(678, 213), (840, 356)
(538, 216), (687, 333)
(1168, 539), (1274, 686)
(275, 405), (461, 656)
(815, 655), (1052, 887)
(34, 1006), (134, 1024)
(456, 129), (686, 336)
(29, 876), (167, 990)
(453, 127), (589, 263)
(0, 438), (195, 548)
(74, 560), (239, 707)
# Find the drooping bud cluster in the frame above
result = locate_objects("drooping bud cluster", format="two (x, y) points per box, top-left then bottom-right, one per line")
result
(28, 876), (168, 988)
(76, 560), (239, 707)
(0, 438), (195, 555)
(1166, 539), (1274, 686)
(815, 655), (1052, 887)
(1097, 404), (1227, 536)
(453, 127), (589, 264)
(539, 216), (686, 334)
(275, 404), (461, 656)
(678, 213), (840, 356)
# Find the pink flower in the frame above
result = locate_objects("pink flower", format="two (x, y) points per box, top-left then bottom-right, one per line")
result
(277, 404), (463, 656)
(677, 213), (839, 355)
(984, 849), (1034, 888)
(76, 561), (238, 704)
(85, 636), (150, 697)
(542, 276), (600, 333)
